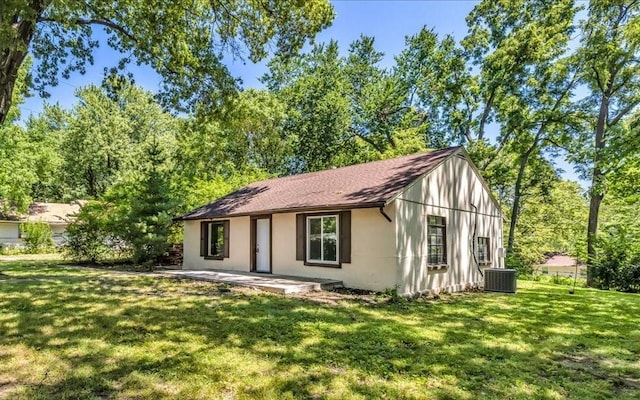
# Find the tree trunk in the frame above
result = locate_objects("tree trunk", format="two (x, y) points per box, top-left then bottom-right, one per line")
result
(506, 129), (544, 254)
(586, 168), (605, 286)
(586, 184), (603, 282)
(507, 155), (527, 254)
(586, 93), (608, 286)
(478, 87), (496, 141)
(1, 49), (29, 125)
(87, 166), (97, 198)
(0, 3), (46, 125)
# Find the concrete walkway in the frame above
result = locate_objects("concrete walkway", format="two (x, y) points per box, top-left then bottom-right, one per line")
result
(161, 269), (343, 295)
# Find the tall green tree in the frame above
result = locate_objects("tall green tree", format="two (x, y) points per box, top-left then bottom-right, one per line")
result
(221, 90), (291, 175)
(463, 0), (576, 139)
(395, 27), (475, 147)
(1, 104), (66, 210)
(514, 180), (589, 266)
(463, 0), (579, 254)
(173, 92), (282, 211)
(60, 82), (176, 198)
(0, 124), (33, 211)
(66, 127), (179, 264)
(0, 59), (41, 211)
(0, 0), (334, 125)
(342, 35), (424, 157)
(22, 105), (65, 201)
(173, 91), (285, 182)
(263, 40), (351, 173)
(264, 36), (426, 172)
(572, 0), (640, 281)
(118, 135), (177, 264)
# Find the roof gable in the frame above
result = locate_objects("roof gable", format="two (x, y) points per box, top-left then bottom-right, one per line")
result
(389, 148), (505, 219)
(178, 147), (462, 220)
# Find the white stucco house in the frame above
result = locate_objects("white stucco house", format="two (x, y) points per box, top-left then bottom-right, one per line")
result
(0, 202), (84, 248)
(176, 146), (505, 295)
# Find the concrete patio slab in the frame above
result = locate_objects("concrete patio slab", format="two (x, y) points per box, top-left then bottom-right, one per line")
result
(161, 269), (343, 294)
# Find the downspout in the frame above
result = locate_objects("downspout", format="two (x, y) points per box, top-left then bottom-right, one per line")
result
(470, 202), (483, 277)
(379, 206), (392, 223)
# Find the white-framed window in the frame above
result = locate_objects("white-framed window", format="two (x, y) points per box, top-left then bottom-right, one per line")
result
(427, 215), (447, 264)
(477, 237), (490, 264)
(200, 220), (229, 259)
(199, 220), (229, 260)
(208, 222), (225, 258)
(306, 215), (339, 264)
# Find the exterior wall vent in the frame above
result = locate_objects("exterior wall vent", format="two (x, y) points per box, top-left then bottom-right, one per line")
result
(484, 268), (517, 293)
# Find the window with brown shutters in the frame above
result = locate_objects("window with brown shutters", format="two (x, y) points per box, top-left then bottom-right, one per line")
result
(296, 214), (305, 261)
(339, 211), (351, 263)
(307, 215), (338, 264)
(200, 221), (208, 256)
(200, 220), (230, 260)
(222, 220), (230, 258)
(296, 211), (351, 267)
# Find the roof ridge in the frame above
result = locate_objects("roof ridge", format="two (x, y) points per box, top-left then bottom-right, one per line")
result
(247, 146), (462, 187)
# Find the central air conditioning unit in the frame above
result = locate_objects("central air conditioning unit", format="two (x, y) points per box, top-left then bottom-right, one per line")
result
(484, 268), (517, 293)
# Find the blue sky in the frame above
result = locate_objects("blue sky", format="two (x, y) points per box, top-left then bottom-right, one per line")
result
(18, 0), (582, 183)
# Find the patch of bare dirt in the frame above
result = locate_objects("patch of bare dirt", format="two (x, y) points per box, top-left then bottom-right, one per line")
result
(0, 379), (18, 398)
(558, 354), (640, 392)
(289, 286), (485, 306)
(291, 288), (383, 306)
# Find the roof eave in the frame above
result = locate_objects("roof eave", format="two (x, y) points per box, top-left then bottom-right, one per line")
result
(174, 201), (387, 221)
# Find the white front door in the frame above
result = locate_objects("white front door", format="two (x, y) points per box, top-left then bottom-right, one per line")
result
(256, 218), (270, 272)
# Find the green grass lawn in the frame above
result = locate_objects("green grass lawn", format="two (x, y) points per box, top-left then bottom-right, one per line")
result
(1, 262), (639, 399)
(0, 260), (104, 279)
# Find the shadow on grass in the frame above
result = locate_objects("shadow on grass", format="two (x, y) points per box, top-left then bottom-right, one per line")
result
(0, 271), (639, 399)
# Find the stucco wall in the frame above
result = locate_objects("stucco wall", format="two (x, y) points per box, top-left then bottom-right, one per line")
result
(272, 207), (397, 292)
(183, 217), (251, 271)
(183, 207), (397, 292)
(0, 222), (20, 245)
(394, 154), (504, 295)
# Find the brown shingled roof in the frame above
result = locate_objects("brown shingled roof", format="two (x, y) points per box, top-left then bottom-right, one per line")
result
(177, 147), (462, 220)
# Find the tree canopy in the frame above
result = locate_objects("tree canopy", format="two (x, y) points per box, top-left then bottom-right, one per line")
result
(0, 0), (334, 125)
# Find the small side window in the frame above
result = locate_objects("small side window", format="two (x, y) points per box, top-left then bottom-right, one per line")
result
(427, 216), (447, 265)
(477, 237), (490, 264)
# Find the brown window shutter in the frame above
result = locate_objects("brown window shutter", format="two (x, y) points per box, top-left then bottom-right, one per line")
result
(200, 221), (208, 257)
(340, 211), (351, 263)
(223, 220), (230, 258)
(296, 214), (305, 261)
